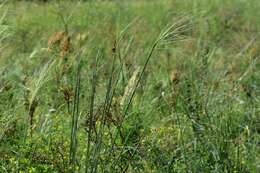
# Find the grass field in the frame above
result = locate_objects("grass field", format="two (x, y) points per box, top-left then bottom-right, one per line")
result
(0, 0), (259, 172)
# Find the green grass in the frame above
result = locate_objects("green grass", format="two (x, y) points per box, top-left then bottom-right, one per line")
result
(0, 0), (259, 172)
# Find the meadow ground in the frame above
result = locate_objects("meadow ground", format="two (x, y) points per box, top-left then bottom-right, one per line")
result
(0, 0), (259, 172)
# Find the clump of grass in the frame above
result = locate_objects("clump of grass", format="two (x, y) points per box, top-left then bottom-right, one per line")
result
(69, 59), (81, 171)
(1, 1), (260, 172)
(81, 16), (194, 173)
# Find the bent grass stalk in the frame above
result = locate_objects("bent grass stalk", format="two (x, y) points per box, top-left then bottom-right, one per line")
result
(109, 17), (192, 169)
(27, 60), (56, 137)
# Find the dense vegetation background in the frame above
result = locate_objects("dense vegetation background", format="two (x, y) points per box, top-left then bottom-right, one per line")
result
(0, 0), (259, 172)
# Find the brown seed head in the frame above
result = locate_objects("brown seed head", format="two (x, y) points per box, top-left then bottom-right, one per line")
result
(171, 70), (179, 84)
(47, 31), (71, 58)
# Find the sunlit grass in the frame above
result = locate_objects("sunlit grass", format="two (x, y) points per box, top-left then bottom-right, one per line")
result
(0, 0), (259, 172)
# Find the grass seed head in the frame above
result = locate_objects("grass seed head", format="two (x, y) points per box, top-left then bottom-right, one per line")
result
(47, 31), (71, 57)
(120, 67), (140, 108)
(171, 70), (180, 84)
